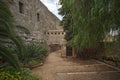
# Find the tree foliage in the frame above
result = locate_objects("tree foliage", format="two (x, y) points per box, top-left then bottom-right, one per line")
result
(59, 0), (120, 51)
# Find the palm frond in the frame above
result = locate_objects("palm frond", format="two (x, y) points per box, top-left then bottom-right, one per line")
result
(0, 45), (21, 70)
(0, 0), (23, 70)
(16, 25), (30, 35)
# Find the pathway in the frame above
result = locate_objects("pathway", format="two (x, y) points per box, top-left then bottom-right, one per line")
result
(32, 50), (120, 80)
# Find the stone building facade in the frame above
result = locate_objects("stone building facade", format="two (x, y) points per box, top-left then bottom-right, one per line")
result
(5, 0), (62, 43)
(45, 30), (66, 45)
(5, 0), (66, 52)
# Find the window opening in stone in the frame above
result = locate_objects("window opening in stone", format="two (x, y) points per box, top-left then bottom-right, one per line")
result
(58, 32), (60, 35)
(37, 13), (40, 21)
(19, 2), (24, 13)
(47, 32), (49, 35)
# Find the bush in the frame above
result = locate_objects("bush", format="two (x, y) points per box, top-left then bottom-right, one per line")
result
(21, 69), (40, 80)
(28, 60), (39, 66)
(19, 43), (48, 66)
(0, 72), (22, 80)
(0, 68), (41, 80)
(0, 68), (22, 80)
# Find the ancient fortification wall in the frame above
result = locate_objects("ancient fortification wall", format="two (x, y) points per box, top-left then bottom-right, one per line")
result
(5, 0), (62, 43)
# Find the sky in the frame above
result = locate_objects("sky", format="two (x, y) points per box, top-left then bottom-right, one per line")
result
(40, 0), (62, 20)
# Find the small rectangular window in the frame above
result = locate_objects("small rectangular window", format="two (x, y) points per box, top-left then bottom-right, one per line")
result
(37, 13), (40, 21)
(19, 2), (24, 13)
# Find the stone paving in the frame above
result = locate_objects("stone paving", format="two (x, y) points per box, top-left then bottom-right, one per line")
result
(32, 50), (120, 80)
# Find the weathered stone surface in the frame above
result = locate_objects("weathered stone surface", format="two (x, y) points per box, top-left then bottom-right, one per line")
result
(45, 30), (66, 45)
(6, 0), (62, 43)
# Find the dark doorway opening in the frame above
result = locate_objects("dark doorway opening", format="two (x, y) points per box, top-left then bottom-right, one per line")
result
(66, 46), (72, 56)
(49, 44), (61, 52)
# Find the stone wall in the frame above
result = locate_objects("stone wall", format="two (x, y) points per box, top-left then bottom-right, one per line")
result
(5, 0), (61, 43)
(45, 30), (66, 45)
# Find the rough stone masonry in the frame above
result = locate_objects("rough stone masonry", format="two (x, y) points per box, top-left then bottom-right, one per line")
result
(5, 0), (65, 46)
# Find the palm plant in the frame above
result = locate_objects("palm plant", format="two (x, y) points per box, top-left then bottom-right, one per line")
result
(19, 43), (48, 65)
(0, 0), (24, 70)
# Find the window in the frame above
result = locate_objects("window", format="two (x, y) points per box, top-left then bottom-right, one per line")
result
(19, 2), (24, 13)
(37, 13), (40, 21)
(58, 32), (60, 35)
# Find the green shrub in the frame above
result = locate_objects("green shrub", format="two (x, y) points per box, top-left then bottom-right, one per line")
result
(28, 60), (39, 66)
(0, 72), (22, 80)
(0, 69), (22, 80)
(19, 43), (48, 65)
(0, 68), (41, 80)
(21, 69), (40, 80)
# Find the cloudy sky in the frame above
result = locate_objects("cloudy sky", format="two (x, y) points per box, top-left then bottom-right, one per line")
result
(40, 0), (62, 20)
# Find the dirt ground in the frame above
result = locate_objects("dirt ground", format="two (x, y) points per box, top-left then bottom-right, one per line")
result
(32, 50), (120, 80)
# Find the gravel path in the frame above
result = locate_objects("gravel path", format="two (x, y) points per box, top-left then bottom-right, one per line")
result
(32, 50), (120, 80)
